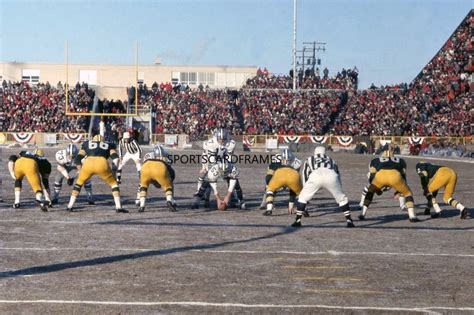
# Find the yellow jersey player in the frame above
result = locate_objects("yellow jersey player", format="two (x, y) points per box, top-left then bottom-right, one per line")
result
(8, 149), (51, 211)
(416, 162), (468, 219)
(138, 145), (177, 212)
(263, 149), (302, 216)
(66, 134), (127, 213)
(359, 147), (418, 222)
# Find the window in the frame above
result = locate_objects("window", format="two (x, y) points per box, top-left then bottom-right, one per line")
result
(22, 69), (40, 85)
(188, 72), (197, 85)
(207, 72), (215, 86)
(180, 72), (189, 84)
(171, 72), (180, 85)
(79, 70), (97, 86)
(138, 71), (145, 84)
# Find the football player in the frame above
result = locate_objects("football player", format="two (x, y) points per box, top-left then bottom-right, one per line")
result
(292, 146), (354, 228)
(8, 149), (51, 211)
(51, 143), (94, 205)
(138, 145), (177, 212)
(359, 146), (418, 222)
(262, 148), (302, 216)
(116, 131), (142, 205)
(416, 162), (467, 219)
(66, 134), (127, 213)
(193, 160), (240, 210)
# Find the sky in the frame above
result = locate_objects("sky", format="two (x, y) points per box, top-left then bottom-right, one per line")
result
(0, 0), (472, 89)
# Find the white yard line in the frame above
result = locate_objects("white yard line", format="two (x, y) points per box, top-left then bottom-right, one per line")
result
(0, 300), (472, 312)
(0, 247), (472, 258)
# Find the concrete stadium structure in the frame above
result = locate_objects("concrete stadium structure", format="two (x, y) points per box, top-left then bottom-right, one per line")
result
(0, 60), (258, 100)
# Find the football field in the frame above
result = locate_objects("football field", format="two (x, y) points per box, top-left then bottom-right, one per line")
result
(0, 148), (472, 314)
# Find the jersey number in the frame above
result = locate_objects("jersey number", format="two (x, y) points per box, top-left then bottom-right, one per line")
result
(379, 157), (400, 163)
(89, 142), (109, 150)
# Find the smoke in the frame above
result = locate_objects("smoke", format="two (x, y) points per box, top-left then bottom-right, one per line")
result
(160, 37), (216, 64)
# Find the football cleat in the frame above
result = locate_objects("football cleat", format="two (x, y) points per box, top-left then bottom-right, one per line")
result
(36, 200), (48, 212)
(409, 217), (420, 223)
(239, 202), (246, 210)
(291, 219), (302, 228)
(116, 208), (129, 213)
(430, 212), (441, 219)
(51, 198), (58, 205)
(346, 219), (355, 228)
(66, 207), (75, 212)
(358, 214), (365, 220)
(138, 207), (145, 213)
(460, 208), (468, 219)
(262, 210), (272, 216)
(167, 201), (177, 212)
(13, 203), (21, 209)
(424, 207), (431, 215)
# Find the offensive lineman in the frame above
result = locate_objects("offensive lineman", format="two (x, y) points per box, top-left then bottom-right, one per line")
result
(262, 148), (302, 216)
(138, 145), (177, 212)
(8, 149), (51, 211)
(416, 162), (468, 219)
(116, 131), (142, 205)
(66, 134), (127, 213)
(51, 143), (94, 205)
(292, 146), (354, 228)
(359, 146), (418, 222)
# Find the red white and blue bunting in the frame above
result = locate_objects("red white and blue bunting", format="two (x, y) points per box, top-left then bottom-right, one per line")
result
(408, 136), (424, 145)
(281, 135), (302, 143)
(64, 133), (84, 143)
(336, 136), (353, 146)
(309, 135), (328, 144)
(13, 133), (34, 144)
(243, 136), (255, 147)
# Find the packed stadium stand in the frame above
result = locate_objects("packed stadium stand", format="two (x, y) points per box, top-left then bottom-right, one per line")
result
(0, 10), (471, 138)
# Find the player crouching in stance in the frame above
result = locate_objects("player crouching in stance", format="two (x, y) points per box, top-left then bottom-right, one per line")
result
(8, 149), (51, 211)
(67, 135), (127, 213)
(359, 147), (418, 222)
(51, 144), (94, 205)
(292, 146), (354, 228)
(193, 160), (240, 211)
(416, 162), (468, 219)
(138, 145), (177, 213)
(263, 149), (302, 216)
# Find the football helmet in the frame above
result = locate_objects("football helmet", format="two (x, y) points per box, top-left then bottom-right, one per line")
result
(33, 149), (45, 157)
(92, 134), (104, 142)
(66, 144), (79, 158)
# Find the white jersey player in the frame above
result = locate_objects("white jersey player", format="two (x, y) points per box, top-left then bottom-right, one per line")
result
(291, 146), (354, 228)
(51, 144), (94, 205)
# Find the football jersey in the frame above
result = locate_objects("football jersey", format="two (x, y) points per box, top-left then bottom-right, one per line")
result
(55, 149), (73, 167)
(19, 151), (52, 175)
(370, 156), (406, 174)
(416, 162), (441, 179)
(303, 154), (339, 181)
(80, 140), (116, 159)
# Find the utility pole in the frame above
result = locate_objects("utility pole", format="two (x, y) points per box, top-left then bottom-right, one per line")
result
(292, 0), (297, 91)
(295, 41), (326, 83)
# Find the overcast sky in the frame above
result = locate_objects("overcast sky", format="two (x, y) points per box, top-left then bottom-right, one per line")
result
(0, 0), (471, 88)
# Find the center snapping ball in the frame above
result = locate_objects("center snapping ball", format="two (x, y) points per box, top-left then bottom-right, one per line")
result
(218, 200), (228, 211)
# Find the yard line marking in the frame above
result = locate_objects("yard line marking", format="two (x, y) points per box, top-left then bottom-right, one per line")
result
(294, 276), (363, 282)
(305, 289), (385, 294)
(0, 300), (472, 312)
(283, 265), (347, 270)
(0, 248), (473, 258)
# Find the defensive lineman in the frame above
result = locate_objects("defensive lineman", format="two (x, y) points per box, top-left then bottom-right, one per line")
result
(51, 143), (94, 205)
(292, 146), (354, 228)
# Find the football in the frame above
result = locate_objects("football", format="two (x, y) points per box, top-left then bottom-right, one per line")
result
(218, 200), (228, 211)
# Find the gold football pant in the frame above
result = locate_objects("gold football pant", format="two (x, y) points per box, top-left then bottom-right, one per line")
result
(139, 160), (174, 207)
(14, 157), (44, 201)
(428, 167), (463, 209)
(365, 169), (414, 209)
(266, 167), (302, 211)
(69, 157), (121, 209)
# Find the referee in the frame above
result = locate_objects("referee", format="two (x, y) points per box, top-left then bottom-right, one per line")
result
(116, 131), (143, 205)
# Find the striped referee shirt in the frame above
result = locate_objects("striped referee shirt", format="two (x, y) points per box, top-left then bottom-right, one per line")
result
(118, 137), (142, 158)
(303, 154), (339, 182)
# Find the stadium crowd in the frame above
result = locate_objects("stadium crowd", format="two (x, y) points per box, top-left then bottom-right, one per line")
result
(0, 12), (471, 140)
(0, 80), (91, 133)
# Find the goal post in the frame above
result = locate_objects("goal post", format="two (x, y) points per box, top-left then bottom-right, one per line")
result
(64, 40), (139, 117)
